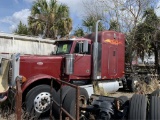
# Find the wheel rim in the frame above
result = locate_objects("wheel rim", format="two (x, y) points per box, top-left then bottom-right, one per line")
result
(34, 92), (51, 113)
(133, 80), (138, 86)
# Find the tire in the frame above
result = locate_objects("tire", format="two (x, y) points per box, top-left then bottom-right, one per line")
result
(149, 96), (160, 120)
(118, 96), (128, 104)
(150, 89), (160, 97)
(127, 76), (139, 92)
(118, 96), (128, 109)
(121, 77), (128, 90)
(128, 94), (147, 120)
(25, 85), (57, 118)
(55, 86), (72, 103)
(52, 86), (72, 119)
(62, 88), (89, 118)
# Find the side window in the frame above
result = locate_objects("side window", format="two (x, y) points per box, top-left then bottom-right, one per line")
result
(74, 42), (83, 54)
(87, 44), (91, 54)
(74, 43), (80, 53)
(74, 42), (91, 54)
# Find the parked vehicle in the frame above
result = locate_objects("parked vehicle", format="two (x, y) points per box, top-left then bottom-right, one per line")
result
(0, 21), (157, 118)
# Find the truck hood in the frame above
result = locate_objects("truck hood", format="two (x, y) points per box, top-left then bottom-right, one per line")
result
(20, 55), (63, 79)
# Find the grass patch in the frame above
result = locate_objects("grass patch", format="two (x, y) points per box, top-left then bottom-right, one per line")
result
(135, 78), (159, 94)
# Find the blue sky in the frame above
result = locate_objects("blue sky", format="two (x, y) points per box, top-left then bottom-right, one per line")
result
(0, 0), (83, 33)
(0, 0), (160, 34)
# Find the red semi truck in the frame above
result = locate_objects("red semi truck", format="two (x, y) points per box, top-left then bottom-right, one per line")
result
(0, 29), (127, 117)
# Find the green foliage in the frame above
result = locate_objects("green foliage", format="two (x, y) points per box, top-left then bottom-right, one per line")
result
(73, 27), (85, 37)
(28, 0), (72, 39)
(14, 21), (29, 35)
(124, 7), (160, 68)
(134, 8), (160, 59)
(109, 20), (119, 31)
(133, 8), (160, 71)
(82, 16), (106, 33)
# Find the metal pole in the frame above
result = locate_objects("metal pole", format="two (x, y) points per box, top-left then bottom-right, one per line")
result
(15, 79), (22, 120)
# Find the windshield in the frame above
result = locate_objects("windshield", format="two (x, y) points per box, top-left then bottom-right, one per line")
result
(55, 41), (73, 55)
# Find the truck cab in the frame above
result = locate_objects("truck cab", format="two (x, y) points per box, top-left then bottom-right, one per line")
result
(53, 38), (92, 85)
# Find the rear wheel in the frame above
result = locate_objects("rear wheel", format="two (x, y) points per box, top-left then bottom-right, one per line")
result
(62, 88), (89, 118)
(128, 94), (147, 120)
(127, 76), (139, 92)
(149, 96), (160, 120)
(25, 85), (57, 119)
(55, 86), (72, 102)
(52, 86), (72, 119)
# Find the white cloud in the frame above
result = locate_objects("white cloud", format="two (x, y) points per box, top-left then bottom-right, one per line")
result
(10, 24), (17, 32)
(57, 0), (113, 19)
(0, 9), (31, 32)
(23, 0), (85, 18)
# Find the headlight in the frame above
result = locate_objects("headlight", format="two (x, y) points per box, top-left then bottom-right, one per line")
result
(16, 75), (27, 84)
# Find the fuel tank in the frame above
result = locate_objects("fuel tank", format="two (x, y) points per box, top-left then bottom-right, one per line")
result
(98, 81), (120, 93)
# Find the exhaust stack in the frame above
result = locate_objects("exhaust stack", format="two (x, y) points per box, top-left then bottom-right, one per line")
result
(92, 20), (101, 80)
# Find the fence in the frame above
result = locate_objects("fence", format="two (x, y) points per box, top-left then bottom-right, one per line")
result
(14, 78), (80, 120)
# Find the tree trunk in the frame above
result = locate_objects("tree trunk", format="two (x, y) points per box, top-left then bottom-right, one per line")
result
(154, 46), (159, 74)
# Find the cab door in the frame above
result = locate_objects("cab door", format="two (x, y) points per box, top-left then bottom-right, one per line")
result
(108, 46), (117, 76)
(72, 42), (91, 77)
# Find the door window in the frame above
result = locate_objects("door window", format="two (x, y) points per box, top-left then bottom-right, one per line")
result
(74, 42), (91, 54)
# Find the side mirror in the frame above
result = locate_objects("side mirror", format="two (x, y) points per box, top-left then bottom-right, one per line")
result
(83, 40), (88, 53)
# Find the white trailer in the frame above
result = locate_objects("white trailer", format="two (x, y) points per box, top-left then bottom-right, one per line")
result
(0, 33), (55, 61)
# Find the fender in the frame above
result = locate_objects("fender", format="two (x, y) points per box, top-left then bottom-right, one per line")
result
(21, 74), (58, 92)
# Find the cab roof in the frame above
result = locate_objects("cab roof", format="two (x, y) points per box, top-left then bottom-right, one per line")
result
(55, 37), (91, 43)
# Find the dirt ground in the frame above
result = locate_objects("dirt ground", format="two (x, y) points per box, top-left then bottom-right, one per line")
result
(109, 89), (134, 98)
(0, 89), (134, 120)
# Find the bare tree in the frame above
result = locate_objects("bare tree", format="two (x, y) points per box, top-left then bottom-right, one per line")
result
(81, 0), (109, 32)
(81, 0), (158, 69)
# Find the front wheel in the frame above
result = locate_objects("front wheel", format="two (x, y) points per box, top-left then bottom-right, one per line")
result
(25, 85), (57, 118)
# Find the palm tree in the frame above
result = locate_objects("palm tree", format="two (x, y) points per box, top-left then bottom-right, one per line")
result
(73, 27), (85, 37)
(28, 0), (72, 39)
(109, 20), (119, 31)
(82, 16), (105, 33)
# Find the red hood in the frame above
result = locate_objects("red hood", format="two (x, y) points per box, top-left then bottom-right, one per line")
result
(19, 55), (63, 79)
